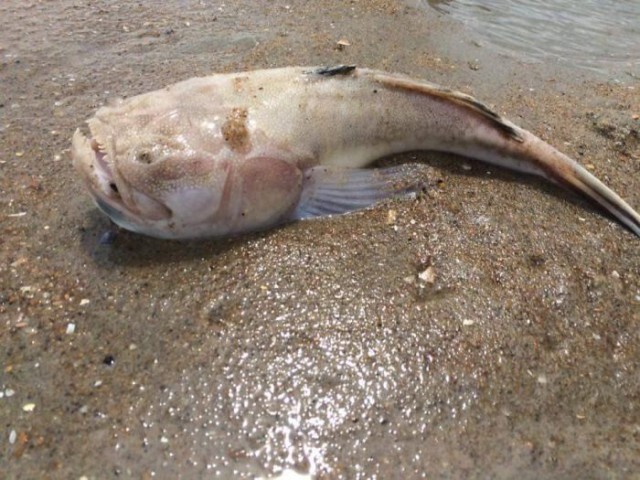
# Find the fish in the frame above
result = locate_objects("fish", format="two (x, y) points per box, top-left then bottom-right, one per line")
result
(72, 65), (640, 239)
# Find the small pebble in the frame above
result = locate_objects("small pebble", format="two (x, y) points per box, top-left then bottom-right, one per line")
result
(9, 429), (17, 444)
(462, 319), (475, 326)
(468, 60), (480, 71)
(336, 38), (351, 50)
(66, 323), (76, 334)
(99, 230), (117, 245)
(418, 266), (435, 284)
(537, 374), (548, 384)
(22, 403), (36, 412)
(5, 388), (15, 397)
(79, 298), (90, 306)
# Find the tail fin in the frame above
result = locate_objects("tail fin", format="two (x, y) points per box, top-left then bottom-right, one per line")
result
(519, 131), (640, 237)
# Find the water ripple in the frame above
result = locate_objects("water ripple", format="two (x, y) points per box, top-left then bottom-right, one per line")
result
(427, 0), (640, 73)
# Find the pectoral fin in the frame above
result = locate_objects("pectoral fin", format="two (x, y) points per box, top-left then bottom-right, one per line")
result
(292, 164), (426, 220)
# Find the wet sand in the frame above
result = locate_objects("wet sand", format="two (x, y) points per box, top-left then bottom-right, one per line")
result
(1, 1), (639, 478)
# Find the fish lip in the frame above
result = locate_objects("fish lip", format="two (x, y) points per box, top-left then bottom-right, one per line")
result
(72, 127), (140, 223)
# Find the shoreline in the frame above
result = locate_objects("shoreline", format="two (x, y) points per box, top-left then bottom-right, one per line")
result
(1, 1), (638, 478)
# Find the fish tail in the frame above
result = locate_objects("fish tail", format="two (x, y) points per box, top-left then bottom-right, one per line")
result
(373, 70), (640, 236)
(514, 130), (640, 237)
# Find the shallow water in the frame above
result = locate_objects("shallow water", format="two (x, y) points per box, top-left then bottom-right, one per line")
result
(428, 0), (640, 73)
(2, 0), (640, 478)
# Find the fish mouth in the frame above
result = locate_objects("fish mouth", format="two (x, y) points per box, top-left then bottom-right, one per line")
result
(72, 128), (127, 212)
(72, 127), (172, 230)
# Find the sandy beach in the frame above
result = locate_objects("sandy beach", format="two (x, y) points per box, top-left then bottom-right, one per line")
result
(1, 1), (639, 478)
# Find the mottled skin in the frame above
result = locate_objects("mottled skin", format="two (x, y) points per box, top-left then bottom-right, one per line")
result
(72, 66), (640, 239)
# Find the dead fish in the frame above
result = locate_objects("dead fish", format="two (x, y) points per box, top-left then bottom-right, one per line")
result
(72, 65), (640, 239)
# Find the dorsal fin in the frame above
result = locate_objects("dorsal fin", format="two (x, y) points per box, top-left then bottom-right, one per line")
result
(374, 73), (524, 143)
(314, 65), (357, 76)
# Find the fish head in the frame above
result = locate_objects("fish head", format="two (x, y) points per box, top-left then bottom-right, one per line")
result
(72, 94), (302, 239)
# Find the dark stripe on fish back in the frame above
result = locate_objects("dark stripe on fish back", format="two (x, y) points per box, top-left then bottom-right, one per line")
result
(314, 65), (357, 76)
(374, 73), (524, 143)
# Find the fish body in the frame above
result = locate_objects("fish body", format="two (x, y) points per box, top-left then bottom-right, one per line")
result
(72, 66), (640, 239)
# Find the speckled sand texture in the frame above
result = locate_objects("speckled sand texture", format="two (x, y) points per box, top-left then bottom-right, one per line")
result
(1, 1), (639, 478)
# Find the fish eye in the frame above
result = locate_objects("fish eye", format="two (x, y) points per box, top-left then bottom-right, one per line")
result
(109, 182), (119, 193)
(135, 150), (153, 164)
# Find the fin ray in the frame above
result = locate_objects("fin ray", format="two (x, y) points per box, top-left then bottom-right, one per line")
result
(292, 165), (426, 220)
